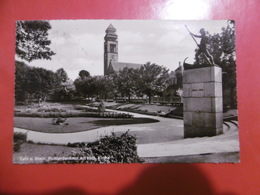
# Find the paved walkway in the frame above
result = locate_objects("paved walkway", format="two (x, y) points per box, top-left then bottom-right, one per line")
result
(14, 110), (239, 159)
(137, 123), (239, 158)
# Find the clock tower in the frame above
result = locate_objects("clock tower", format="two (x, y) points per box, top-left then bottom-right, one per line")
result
(104, 24), (118, 75)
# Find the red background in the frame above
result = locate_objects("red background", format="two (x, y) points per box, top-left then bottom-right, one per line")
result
(0, 0), (259, 194)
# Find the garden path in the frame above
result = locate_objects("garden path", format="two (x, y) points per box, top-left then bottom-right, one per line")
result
(14, 110), (239, 159)
(14, 110), (183, 145)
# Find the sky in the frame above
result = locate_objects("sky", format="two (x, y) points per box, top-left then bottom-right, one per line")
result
(19, 20), (228, 81)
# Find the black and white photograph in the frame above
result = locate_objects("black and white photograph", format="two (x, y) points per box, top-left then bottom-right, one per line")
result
(13, 20), (239, 164)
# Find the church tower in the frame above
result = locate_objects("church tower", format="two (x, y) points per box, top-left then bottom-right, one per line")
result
(104, 24), (118, 75)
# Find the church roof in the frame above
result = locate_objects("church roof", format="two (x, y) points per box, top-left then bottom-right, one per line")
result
(111, 62), (143, 72)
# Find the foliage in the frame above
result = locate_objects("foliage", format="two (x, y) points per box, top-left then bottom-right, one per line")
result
(74, 76), (97, 98)
(56, 68), (69, 82)
(52, 81), (76, 101)
(95, 75), (116, 100)
(137, 62), (169, 104)
(15, 61), (61, 102)
(46, 130), (142, 164)
(79, 70), (90, 78)
(164, 107), (183, 117)
(13, 132), (27, 152)
(16, 20), (55, 62)
(114, 67), (140, 102)
(73, 63), (172, 105)
(15, 61), (73, 102)
(74, 75), (115, 100)
(98, 102), (105, 112)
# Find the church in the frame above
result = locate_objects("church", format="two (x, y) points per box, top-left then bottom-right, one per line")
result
(104, 24), (142, 75)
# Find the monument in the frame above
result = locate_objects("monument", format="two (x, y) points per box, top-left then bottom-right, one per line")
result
(183, 27), (223, 138)
(183, 65), (223, 137)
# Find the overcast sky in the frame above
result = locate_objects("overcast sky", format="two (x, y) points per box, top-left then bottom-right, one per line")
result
(22, 20), (228, 80)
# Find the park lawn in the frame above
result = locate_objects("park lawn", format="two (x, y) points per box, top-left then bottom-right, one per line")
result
(14, 117), (159, 133)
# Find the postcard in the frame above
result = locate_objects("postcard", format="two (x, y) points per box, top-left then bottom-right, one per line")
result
(13, 20), (239, 164)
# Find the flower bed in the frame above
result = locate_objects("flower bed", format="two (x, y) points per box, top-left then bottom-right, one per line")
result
(15, 111), (133, 118)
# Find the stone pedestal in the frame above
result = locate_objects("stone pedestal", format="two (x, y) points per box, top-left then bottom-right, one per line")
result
(183, 66), (223, 138)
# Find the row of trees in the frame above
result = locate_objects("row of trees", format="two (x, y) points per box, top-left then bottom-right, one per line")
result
(15, 61), (177, 105)
(74, 62), (172, 104)
(15, 61), (71, 103)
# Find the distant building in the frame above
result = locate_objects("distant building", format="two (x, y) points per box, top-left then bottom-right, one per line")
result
(104, 24), (142, 75)
(160, 62), (183, 103)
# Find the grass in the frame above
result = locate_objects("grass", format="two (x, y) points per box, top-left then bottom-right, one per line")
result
(14, 117), (159, 133)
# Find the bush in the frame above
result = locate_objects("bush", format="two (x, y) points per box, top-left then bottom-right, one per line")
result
(13, 132), (27, 152)
(98, 102), (105, 112)
(46, 130), (142, 164)
(67, 142), (86, 147)
(165, 107), (183, 117)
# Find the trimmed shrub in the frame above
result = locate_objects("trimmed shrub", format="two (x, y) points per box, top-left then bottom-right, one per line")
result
(98, 102), (105, 112)
(165, 107), (183, 117)
(13, 132), (27, 152)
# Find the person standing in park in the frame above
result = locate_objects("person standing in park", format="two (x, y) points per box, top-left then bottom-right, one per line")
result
(190, 28), (215, 65)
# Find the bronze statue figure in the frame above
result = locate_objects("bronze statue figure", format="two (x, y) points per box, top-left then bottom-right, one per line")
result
(185, 25), (215, 66)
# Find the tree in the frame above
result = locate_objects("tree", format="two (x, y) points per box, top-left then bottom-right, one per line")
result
(95, 75), (116, 101)
(16, 20), (55, 62)
(15, 61), (31, 102)
(56, 68), (69, 82)
(52, 79), (76, 101)
(74, 77), (87, 98)
(15, 61), (61, 103)
(137, 62), (169, 104)
(79, 70), (90, 79)
(115, 67), (140, 102)
(74, 76), (98, 99)
(52, 69), (75, 101)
